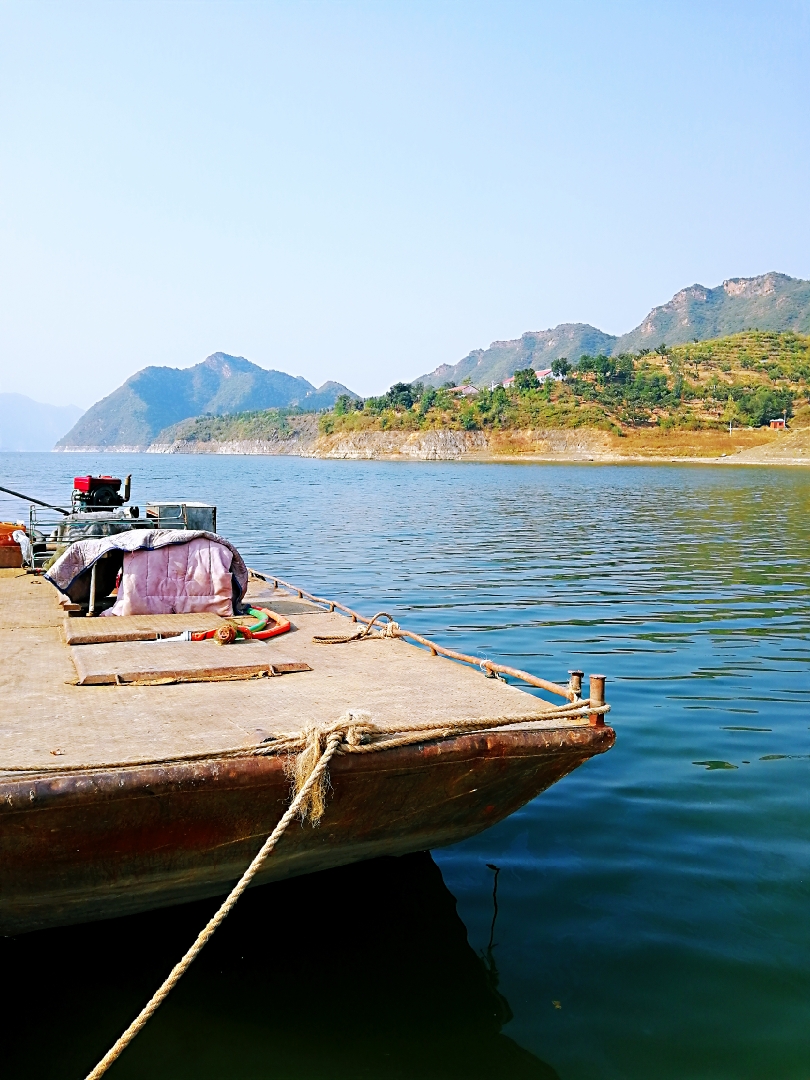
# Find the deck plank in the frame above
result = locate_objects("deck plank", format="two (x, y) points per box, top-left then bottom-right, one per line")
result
(64, 612), (226, 645)
(70, 639), (309, 685)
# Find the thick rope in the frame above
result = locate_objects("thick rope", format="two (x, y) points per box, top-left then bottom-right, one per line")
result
(82, 718), (351, 1080)
(312, 611), (399, 645)
(256, 702), (610, 759)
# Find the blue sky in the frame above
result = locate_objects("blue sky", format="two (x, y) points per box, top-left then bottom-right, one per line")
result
(1, 1), (809, 407)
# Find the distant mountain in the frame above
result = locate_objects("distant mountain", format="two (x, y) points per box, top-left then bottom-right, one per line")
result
(417, 273), (810, 388)
(0, 394), (84, 452)
(613, 273), (810, 353)
(292, 380), (358, 413)
(420, 324), (618, 390)
(56, 353), (358, 449)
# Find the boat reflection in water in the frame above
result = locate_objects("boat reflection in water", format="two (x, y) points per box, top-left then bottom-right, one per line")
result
(3, 852), (558, 1079)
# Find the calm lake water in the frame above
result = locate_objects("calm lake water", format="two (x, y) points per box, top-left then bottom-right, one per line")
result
(2, 453), (809, 1080)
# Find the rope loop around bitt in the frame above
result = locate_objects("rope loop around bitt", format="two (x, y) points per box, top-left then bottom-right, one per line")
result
(312, 611), (399, 645)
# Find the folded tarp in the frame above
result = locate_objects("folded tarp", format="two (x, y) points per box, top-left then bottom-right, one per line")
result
(45, 529), (249, 614)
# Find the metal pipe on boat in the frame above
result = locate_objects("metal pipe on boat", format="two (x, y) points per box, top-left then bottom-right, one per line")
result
(397, 628), (576, 701)
(0, 483), (69, 515)
(87, 562), (97, 618)
(568, 669), (584, 696)
(588, 674), (606, 726)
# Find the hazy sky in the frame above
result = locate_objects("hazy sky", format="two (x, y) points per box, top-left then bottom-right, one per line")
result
(1, 1), (809, 407)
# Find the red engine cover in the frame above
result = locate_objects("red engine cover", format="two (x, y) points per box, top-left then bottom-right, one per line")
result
(73, 475), (121, 493)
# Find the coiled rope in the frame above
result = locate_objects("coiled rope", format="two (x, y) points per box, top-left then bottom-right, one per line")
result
(312, 610), (400, 645)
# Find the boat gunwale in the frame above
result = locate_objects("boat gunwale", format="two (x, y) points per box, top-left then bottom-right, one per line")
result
(0, 723), (615, 810)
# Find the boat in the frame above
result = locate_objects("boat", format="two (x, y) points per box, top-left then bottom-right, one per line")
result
(0, 475), (614, 935)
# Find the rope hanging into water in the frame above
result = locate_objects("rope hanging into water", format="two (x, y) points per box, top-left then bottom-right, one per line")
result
(82, 716), (349, 1080)
(81, 700), (611, 1077)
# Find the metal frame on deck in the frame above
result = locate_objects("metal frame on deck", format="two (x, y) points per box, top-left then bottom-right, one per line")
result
(26, 508), (154, 574)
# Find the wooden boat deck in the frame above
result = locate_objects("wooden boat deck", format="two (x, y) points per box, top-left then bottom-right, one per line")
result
(0, 568), (583, 776)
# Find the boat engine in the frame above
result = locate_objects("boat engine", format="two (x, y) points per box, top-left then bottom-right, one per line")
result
(72, 474), (132, 513)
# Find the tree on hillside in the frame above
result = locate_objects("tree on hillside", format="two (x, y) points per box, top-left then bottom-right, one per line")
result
(386, 382), (415, 409)
(512, 368), (540, 392)
(615, 355), (635, 382)
(334, 394), (362, 415)
(417, 386), (437, 415)
(593, 355), (616, 384)
(734, 387), (793, 427)
(551, 357), (571, 378)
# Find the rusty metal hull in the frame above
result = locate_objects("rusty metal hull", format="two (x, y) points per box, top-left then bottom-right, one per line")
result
(0, 724), (613, 934)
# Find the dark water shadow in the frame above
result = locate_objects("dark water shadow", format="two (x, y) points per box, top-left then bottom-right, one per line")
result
(2, 852), (559, 1080)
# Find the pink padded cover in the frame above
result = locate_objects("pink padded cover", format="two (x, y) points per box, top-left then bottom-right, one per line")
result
(102, 536), (235, 617)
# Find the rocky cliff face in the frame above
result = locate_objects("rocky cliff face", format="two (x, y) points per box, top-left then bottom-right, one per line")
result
(145, 425), (614, 461)
(304, 429), (489, 460)
(128, 420), (809, 465)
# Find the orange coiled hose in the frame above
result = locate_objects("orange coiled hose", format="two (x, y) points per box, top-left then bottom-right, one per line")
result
(191, 607), (291, 643)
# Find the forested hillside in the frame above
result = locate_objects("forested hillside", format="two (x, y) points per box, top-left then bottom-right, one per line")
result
(156, 408), (300, 445)
(321, 331), (810, 437)
(416, 273), (810, 389)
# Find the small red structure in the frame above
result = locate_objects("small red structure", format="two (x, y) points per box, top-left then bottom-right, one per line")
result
(769, 418), (786, 430)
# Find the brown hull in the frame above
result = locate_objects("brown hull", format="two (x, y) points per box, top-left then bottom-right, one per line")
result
(0, 724), (613, 934)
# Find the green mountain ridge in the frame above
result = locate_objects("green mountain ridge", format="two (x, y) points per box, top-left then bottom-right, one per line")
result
(56, 273), (810, 449)
(416, 273), (810, 389)
(57, 353), (358, 448)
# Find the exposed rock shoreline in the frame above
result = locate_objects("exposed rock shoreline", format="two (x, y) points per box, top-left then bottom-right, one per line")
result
(55, 424), (810, 466)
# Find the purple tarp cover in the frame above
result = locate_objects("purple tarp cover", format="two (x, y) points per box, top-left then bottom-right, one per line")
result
(44, 529), (249, 609)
